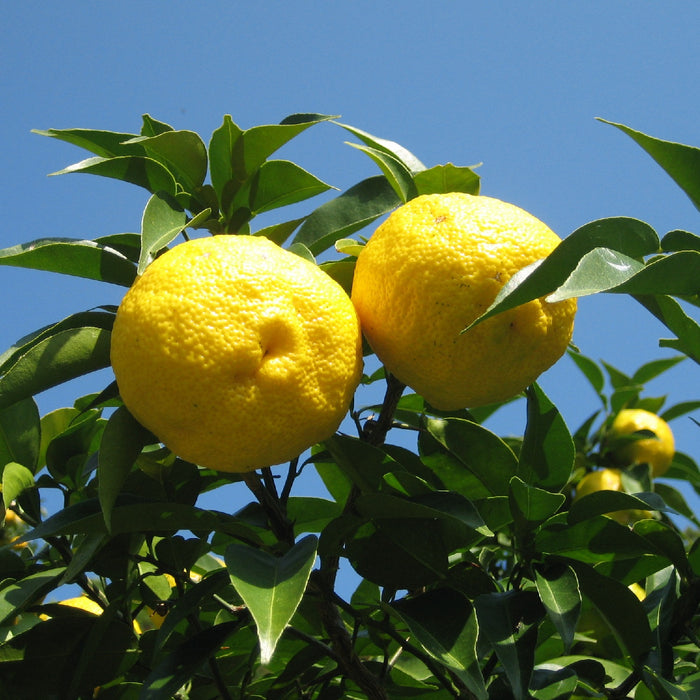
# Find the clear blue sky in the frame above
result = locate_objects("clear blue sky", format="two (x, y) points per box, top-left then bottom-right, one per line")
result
(2, 4), (699, 543)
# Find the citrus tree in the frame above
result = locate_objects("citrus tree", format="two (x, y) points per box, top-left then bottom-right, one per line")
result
(0, 113), (699, 699)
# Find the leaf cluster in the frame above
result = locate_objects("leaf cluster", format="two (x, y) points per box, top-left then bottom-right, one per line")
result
(0, 114), (698, 699)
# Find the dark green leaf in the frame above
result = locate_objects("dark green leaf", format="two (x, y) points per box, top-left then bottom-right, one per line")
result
(568, 560), (652, 661)
(518, 384), (574, 490)
(474, 591), (540, 700)
(253, 216), (306, 245)
(509, 477), (566, 528)
(530, 666), (579, 700)
(568, 490), (674, 524)
(654, 482), (700, 527)
(0, 327), (112, 410)
(32, 126), (143, 158)
(319, 259), (356, 296)
(635, 294), (700, 364)
(141, 620), (239, 700)
(294, 175), (400, 254)
(1, 462), (35, 509)
(535, 564), (581, 653)
(346, 142), (418, 202)
(609, 251), (700, 297)
(98, 406), (154, 531)
(50, 155), (177, 196)
(631, 519), (689, 575)
(633, 356), (685, 384)
(0, 566), (66, 624)
(424, 417), (518, 497)
(225, 535), (318, 664)
(413, 163), (481, 196)
(0, 237), (137, 287)
(208, 114), (243, 200)
(661, 230), (700, 253)
(567, 349), (606, 400)
(124, 129), (207, 191)
(467, 217), (659, 330)
(285, 497), (342, 535)
(0, 398), (40, 473)
(600, 119), (700, 212)
(138, 191), (188, 273)
(390, 589), (487, 699)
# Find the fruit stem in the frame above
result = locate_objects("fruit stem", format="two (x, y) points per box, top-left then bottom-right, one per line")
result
(362, 373), (406, 446)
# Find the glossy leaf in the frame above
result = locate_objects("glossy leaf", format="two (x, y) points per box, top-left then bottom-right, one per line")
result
(0, 398), (40, 473)
(0, 237), (137, 287)
(225, 535), (318, 664)
(293, 175), (400, 254)
(124, 129), (207, 191)
(98, 407), (154, 531)
(0, 327), (112, 410)
(535, 564), (581, 652)
(609, 251), (700, 297)
(600, 119), (700, 212)
(50, 155), (178, 195)
(390, 589), (487, 699)
(518, 383), (574, 490)
(424, 417), (518, 497)
(32, 126), (143, 158)
(467, 217), (659, 330)
(346, 141), (418, 202)
(413, 163), (481, 196)
(138, 191), (188, 273)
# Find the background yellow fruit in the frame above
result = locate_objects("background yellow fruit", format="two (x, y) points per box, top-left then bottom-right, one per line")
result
(609, 408), (675, 477)
(351, 193), (577, 409)
(111, 235), (363, 473)
(573, 468), (652, 525)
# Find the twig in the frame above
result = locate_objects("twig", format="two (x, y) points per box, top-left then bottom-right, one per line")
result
(243, 471), (295, 546)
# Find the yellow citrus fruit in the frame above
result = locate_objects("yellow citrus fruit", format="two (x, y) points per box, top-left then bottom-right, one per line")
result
(609, 408), (675, 477)
(111, 235), (363, 473)
(573, 468), (652, 525)
(351, 193), (577, 409)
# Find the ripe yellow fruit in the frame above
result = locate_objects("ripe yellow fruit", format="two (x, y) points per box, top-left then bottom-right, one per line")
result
(573, 468), (652, 525)
(351, 193), (577, 409)
(111, 235), (363, 473)
(609, 408), (675, 477)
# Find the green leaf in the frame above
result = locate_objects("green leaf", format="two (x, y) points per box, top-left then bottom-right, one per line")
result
(661, 229), (700, 253)
(253, 216), (306, 245)
(546, 247), (644, 301)
(346, 142), (418, 202)
(631, 519), (689, 575)
(474, 590), (541, 700)
(0, 398), (40, 473)
(32, 126), (143, 158)
(285, 497), (343, 535)
(600, 119), (700, 212)
(535, 564), (581, 653)
(518, 384), (574, 490)
(138, 191), (188, 273)
(1, 462), (35, 509)
(141, 620), (239, 700)
(225, 535), (318, 664)
(50, 155), (177, 196)
(467, 217), (659, 330)
(0, 237), (137, 287)
(248, 160), (332, 214)
(123, 129), (207, 191)
(294, 175), (401, 254)
(423, 417), (518, 497)
(633, 356), (685, 384)
(530, 666), (579, 700)
(390, 589), (487, 699)
(208, 114), (243, 200)
(509, 477), (566, 528)
(0, 327), (112, 410)
(0, 566), (66, 624)
(568, 490), (674, 524)
(141, 113), (174, 136)
(635, 294), (700, 364)
(607, 252), (700, 298)
(413, 163), (481, 196)
(568, 560), (652, 661)
(98, 407), (154, 532)
(567, 349), (606, 401)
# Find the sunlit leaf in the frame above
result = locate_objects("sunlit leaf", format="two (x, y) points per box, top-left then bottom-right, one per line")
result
(32, 126), (143, 158)
(225, 535), (318, 664)
(413, 163), (481, 196)
(346, 142), (418, 202)
(138, 191), (188, 273)
(509, 477), (565, 529)
(0, 237), (137, 287)
(0, 327), (112, 410)
(1, 462), (35, 509)
(0, 566), (66, 625)
(535, 564), (581, 652)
